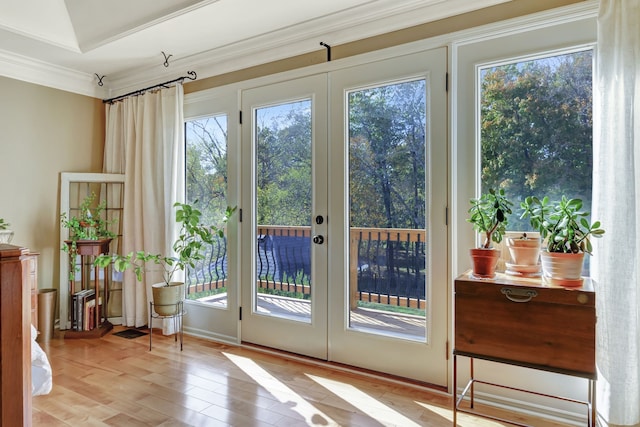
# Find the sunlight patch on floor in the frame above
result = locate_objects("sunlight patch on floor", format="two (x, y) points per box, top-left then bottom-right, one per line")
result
(415, 401), (506, 427)
(307, 373), (423, 427)
(223, 352), (339, 425)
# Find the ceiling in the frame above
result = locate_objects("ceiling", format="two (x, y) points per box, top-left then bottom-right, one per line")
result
(0, 0), (509, 98)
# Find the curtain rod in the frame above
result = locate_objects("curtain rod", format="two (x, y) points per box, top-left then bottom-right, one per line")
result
(103, 71), (197, 104)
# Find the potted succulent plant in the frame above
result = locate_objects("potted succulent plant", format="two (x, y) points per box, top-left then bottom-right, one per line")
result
(94, 201), (235, 315)
(520, 195), (604, 285)
(467, 188), (513, 278)
(0, 218), (13, 244)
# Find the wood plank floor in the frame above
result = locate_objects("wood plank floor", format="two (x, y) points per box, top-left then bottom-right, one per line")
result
(33, 326), (572, 426)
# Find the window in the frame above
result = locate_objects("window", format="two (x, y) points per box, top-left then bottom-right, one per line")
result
(479, 49), (594, 231)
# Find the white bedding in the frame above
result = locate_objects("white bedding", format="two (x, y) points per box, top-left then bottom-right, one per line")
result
(31, 325), (52, 396)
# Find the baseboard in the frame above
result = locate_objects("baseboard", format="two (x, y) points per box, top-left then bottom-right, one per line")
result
(183, 325), (238, 345)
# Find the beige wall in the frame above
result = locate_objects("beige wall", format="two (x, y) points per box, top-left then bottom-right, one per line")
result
(0, 76), (104, 299)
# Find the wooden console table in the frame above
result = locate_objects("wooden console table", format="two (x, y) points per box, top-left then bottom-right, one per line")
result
(453, 271), (596, 426)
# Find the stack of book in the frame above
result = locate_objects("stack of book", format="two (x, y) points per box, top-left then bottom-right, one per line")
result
(71, 289), (102, 331)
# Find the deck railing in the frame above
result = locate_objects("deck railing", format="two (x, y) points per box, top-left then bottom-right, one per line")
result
(187, 226), (427, 309)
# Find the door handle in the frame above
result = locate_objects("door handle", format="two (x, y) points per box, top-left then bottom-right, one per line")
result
(312, 235), (324, 245)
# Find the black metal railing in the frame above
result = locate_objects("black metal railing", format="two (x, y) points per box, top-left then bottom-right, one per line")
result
(186, 226), (427, 309)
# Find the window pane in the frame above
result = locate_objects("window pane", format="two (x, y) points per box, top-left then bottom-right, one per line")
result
(480, 50), (593, 231)
(348, 79), (427, 341)
(185, 115), (229, 305)
(255, 100), (313, 323)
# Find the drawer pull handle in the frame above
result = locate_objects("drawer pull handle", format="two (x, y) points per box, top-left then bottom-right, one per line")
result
(501, 287), (537, 303)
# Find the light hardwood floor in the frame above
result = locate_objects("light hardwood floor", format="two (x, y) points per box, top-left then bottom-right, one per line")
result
(33, 326), (571, 426)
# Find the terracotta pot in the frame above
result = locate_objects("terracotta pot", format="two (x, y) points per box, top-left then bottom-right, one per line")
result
(151, 282), (185, 316)
(506, 237), (541, 266)
(470, 248), (500, 278)
(540, 251), (585, 286)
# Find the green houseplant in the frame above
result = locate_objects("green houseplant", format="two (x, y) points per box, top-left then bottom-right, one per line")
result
(60, 192), (117, 279)
(0, 218), (13, 244)
(467, 188), (513, 278)
(520, 195), (604, 285)
(60, 192), (116, 244)
(94, 201), (235, 315)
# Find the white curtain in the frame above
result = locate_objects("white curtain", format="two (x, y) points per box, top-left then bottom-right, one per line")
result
(593, 1), (640, 426)
(103, 85), (185, 328)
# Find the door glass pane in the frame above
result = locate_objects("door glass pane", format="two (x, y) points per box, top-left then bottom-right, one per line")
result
(255, 100), (312, 323)
(185, 115), (229, 306)
(348, 79), (427, 341)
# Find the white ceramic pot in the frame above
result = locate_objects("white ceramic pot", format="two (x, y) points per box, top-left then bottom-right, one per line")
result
(506, 237), (541, 266)
(540, 251), (585, 285)
(151, 282), (185, 316)
(0, 230), (14, 244)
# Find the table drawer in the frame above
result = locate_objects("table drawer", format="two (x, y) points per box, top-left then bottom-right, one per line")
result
(455, 274), (595, 377)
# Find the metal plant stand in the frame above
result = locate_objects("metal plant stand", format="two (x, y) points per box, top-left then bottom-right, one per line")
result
(148, 301), (185, 351)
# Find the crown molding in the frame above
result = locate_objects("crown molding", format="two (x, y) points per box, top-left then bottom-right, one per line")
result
(0, 48), (106, 98)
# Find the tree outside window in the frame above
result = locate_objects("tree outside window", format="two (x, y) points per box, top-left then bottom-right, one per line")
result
(480, 49), (593, 231)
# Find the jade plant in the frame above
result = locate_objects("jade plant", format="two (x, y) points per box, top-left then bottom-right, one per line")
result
(520, 195), (604, 254)
(467, 188), (513, 249)
(94, 202), (235, 287)
(0, 218), (9, 230)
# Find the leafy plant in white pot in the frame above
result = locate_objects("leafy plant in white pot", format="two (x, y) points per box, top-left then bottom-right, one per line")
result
(520, 195), (604, 286)
(467, 188), (513, 278)
(95, 202), (235, 316)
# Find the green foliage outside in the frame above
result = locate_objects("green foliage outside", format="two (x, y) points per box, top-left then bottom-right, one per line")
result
(256, 101), (312, 226)
(349, 80), (426, 229)
(480, 50), (593, 230)
(357, 301), (425, 317)
(187, 286), (227, 301)
(186, 116), (229, 225)
(258, 287), (310, 300)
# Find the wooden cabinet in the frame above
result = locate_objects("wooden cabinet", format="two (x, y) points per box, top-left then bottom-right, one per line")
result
(453, 271), (596, 426)
(0, 244), (32, 426)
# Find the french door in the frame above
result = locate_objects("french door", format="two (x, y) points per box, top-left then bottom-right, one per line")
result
(240, 74), (329, 359)
(328, 49), (448, 384)
(240, 48), (448, 385)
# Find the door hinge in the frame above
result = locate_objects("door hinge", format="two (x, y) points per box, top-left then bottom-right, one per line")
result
(446, 341), (450, 360)
(445, 206), (449, 226)
(239, 208), (243, 222)
(445, 72), (449, 92)
(239, 110), (242, 124)
(239, 306), (242, 320)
